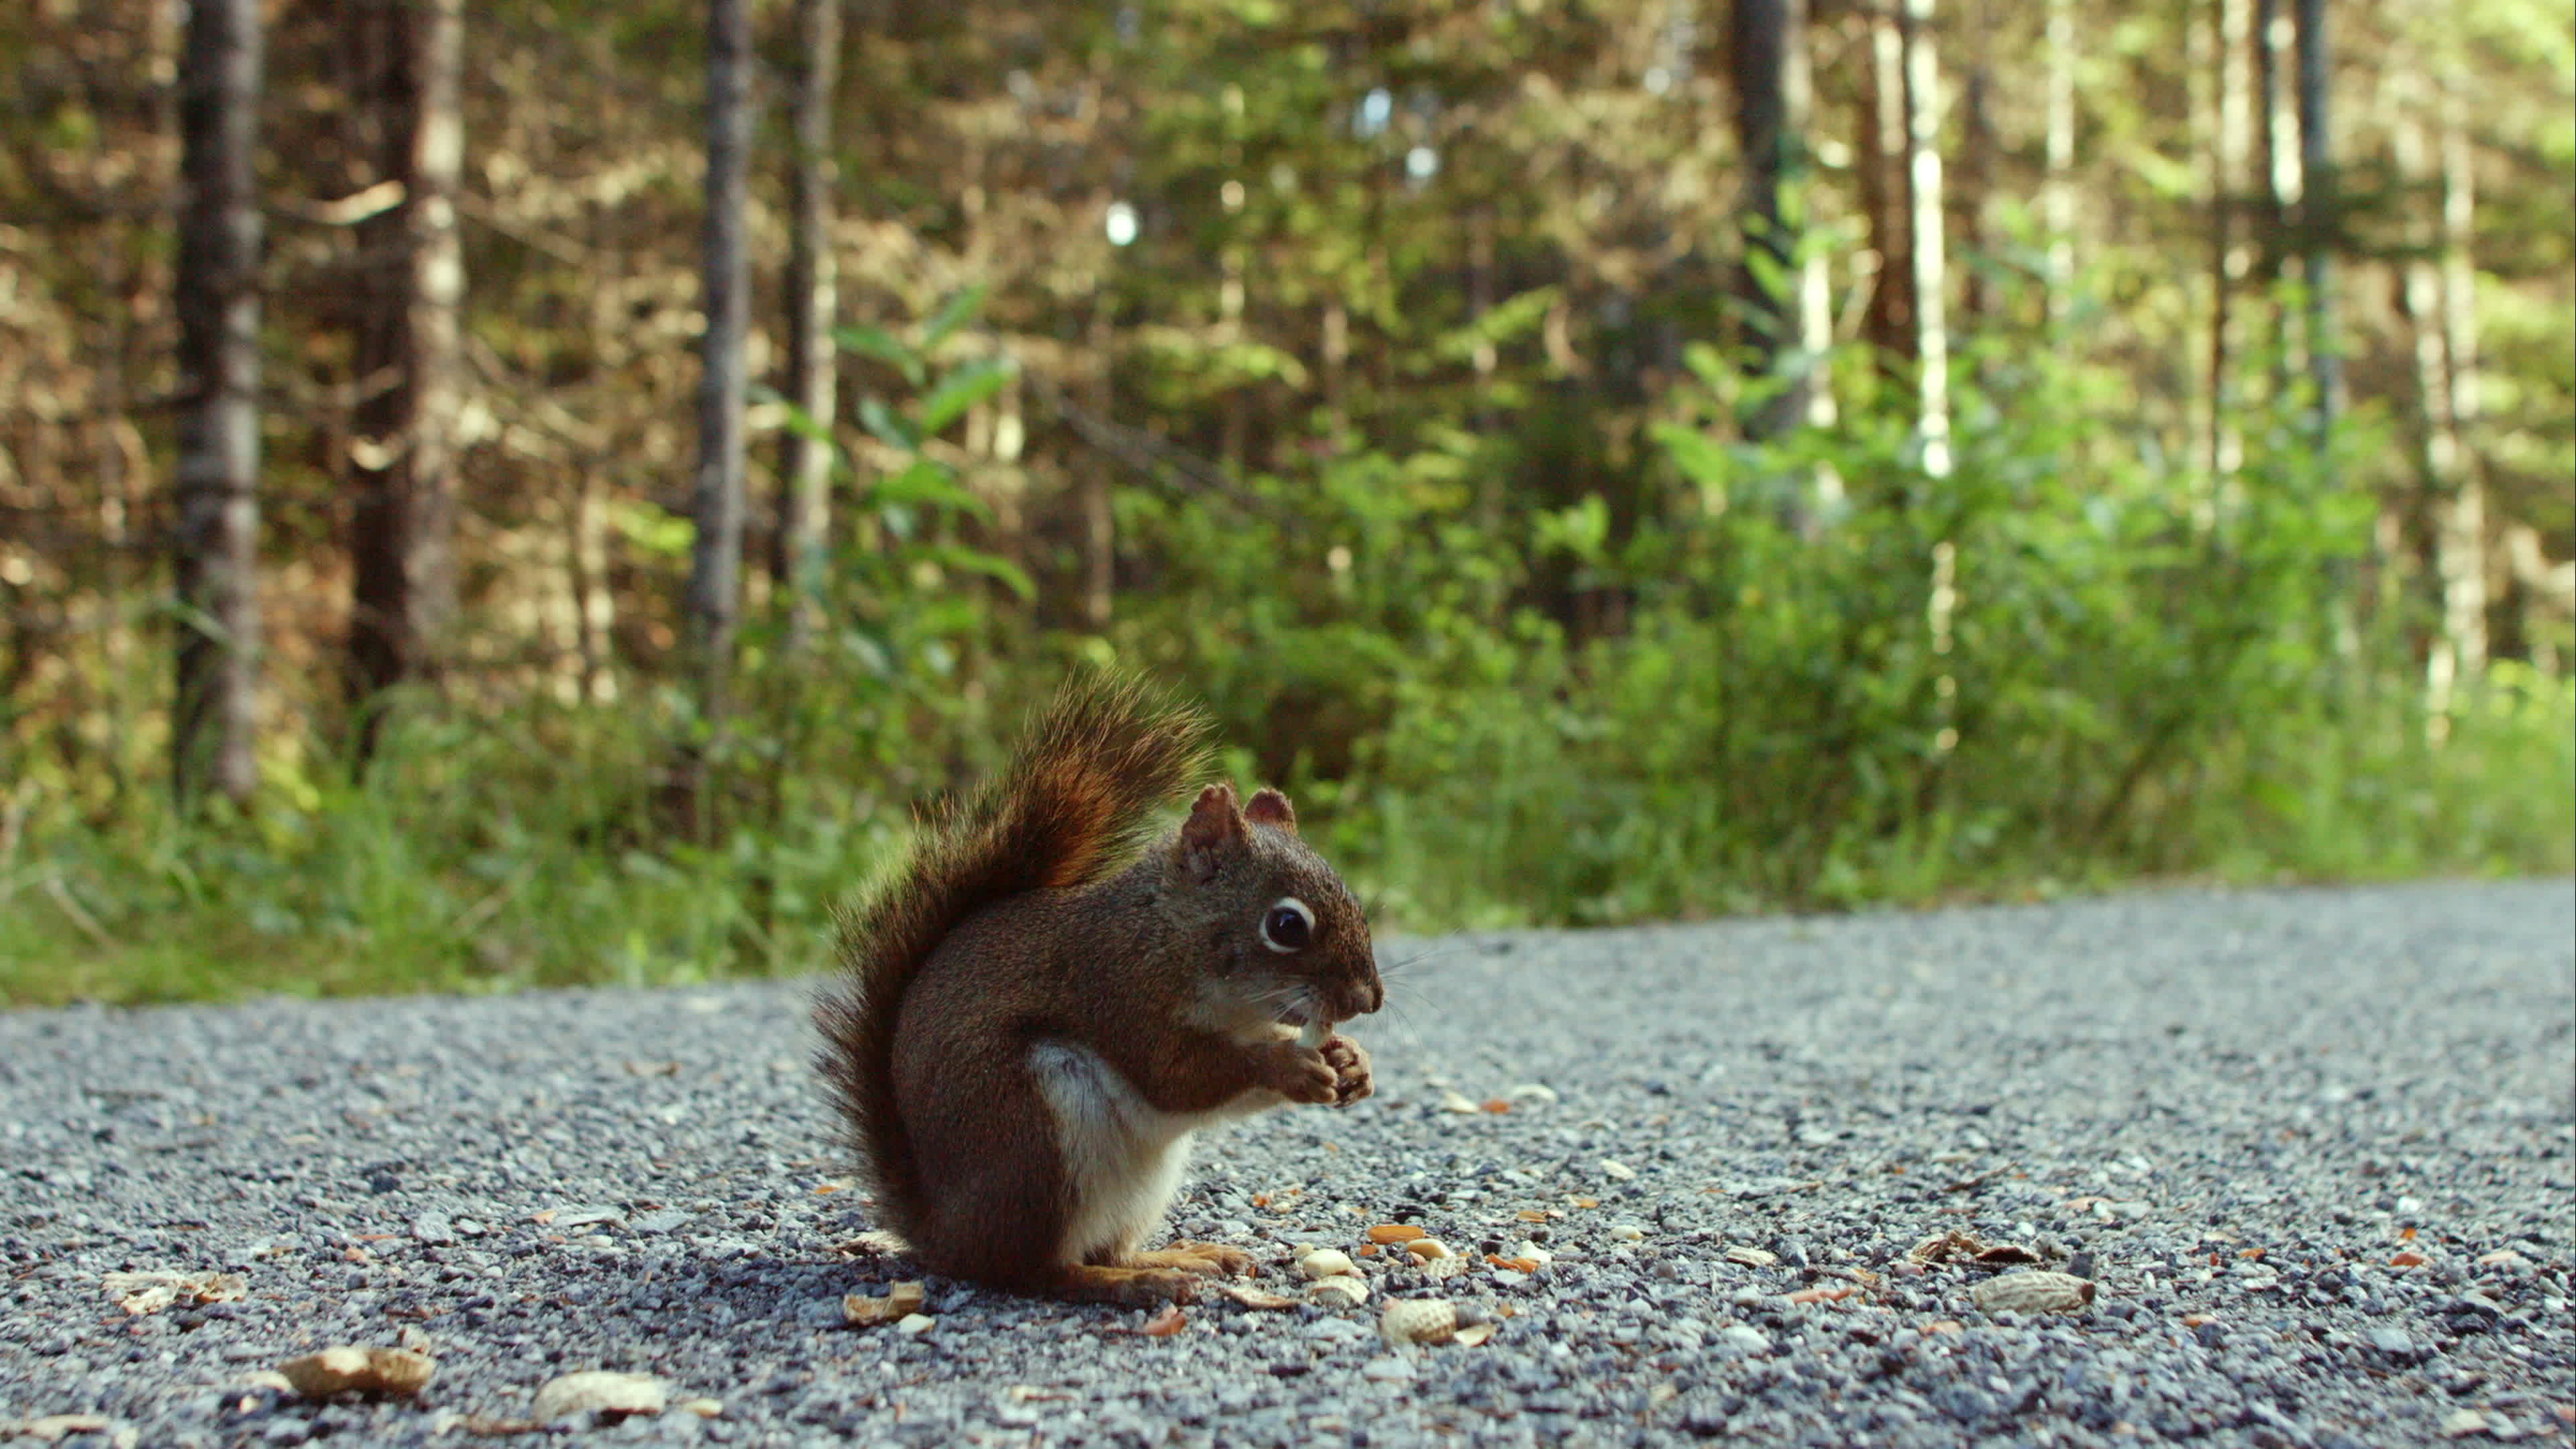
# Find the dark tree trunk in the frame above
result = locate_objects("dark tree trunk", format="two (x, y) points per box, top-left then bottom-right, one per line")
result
(674, 0), (755, 837)
(775, 0), (841, 655)
(688, 0), (753, 716)
(1731, 0), (1812, 439)
(347, 0), (465, 761)
(172, 0), (264, 806)
(2294, 0), (2338, 443)
(1081, 278), (1115, 631)
(1955, 0), (1997, 331)
(1855, 4), (1913, 369)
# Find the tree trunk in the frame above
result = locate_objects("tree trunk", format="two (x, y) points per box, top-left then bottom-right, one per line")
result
(2207, 0), (2251, 485)
(2041, 0), (2076, 332)
(348, 0), (465, 761)
(2294, 0), (2338, 445)
(1731, 0), (1812, 440)
(2397, 72), (2487, 727)
(775, 0), (841, 655)
(2433, 84), (2487, 686)
(680, 0), (754, 832)
(1955, 0), (1997, 331)
(1081, 278), (1116, 631)
(2255, 0), (2300, 389)
(171, 0), (264, 806)
(1900, 0), (1951, 478)
(1731, 0), (1792, 412)
(1856, 4), (1913, 368)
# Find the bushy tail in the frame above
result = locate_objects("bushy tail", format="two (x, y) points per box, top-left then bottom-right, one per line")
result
(813, 672), (1213, 1242)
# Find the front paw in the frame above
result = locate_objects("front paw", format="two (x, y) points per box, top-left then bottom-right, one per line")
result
(1260, 1041), (1340, 1105)
(1322, 1034), (1373, 1106)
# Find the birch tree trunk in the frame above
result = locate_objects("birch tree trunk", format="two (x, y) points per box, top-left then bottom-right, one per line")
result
(2255, 0), (2302, 390)
(2433, 83), (2487, 687)
(171, 0), (264, 806)
(1900, 0), (1951, 479)
(2041, 0), (2076, 333)
(2397, 71), (2487, 728)
(2207, 0), (2251, 485)
(776, 0), (841, 655)
(348, 0), (465, 759)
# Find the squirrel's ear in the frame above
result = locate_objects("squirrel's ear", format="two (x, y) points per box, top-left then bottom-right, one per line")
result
(1243, 787), (1297, 835)
(1179, 783), (1246, 879)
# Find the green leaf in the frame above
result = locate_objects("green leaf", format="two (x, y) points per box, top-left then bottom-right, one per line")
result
(869, 458), (994, 523)
(916, 356), (1016, 437)
(836, 325), (924, 387)
(920, 284), (989, 349)
(769, 397), (837, 448)
(919, 541), (1036, 601)
(858, 396), (918, 450)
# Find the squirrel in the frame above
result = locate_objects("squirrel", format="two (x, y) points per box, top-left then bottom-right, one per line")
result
(815, 672), (1383, 1307)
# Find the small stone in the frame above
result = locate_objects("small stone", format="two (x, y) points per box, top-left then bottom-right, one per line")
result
(894, 1313), (935, 1335)
(1610, 1223), (1647, 1242)
(1360, 1354), (1417, 1383)
(531, 1371), (667, 1425)
(2368, 1326), (2415, 1354)
(409, 1212), (453, 1245)
(2443, 1409), (2488, 1438)
(1725, 1246), (1778, 1268)
(1715, 1325), (1772, 1356)
(1599, 1159), (1637, 1181)
(1437, 1090), (1481, 1114)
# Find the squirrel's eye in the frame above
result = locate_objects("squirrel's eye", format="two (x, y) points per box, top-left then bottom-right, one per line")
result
(1260, 898), (1313, 953)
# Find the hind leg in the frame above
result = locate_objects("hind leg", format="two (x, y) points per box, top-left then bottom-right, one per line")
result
(897, 1051), (1079, 1294)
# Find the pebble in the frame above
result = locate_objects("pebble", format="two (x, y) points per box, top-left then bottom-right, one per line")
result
(1715, 1326), (1773, 1356)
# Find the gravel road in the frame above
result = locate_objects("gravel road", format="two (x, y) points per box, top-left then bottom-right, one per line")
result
(3, 879), (2570, 1448)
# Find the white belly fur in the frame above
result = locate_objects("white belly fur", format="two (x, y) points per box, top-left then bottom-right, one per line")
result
(1028, 1040), (1281, 1264)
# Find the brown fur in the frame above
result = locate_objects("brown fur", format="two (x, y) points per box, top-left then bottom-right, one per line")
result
(814, 672), (1381, 1305)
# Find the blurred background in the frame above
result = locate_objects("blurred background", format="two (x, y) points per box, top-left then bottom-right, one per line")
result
(2, 0), (2569, 1004)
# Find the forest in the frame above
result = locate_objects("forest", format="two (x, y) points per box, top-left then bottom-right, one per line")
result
(1, 0), (2570, 1004)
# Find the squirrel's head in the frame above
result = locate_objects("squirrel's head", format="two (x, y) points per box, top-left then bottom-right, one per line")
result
(1167, 782), (1383, 1033)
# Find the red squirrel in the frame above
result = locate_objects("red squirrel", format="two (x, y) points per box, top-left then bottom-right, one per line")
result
(816, 674), (1383, 1305)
